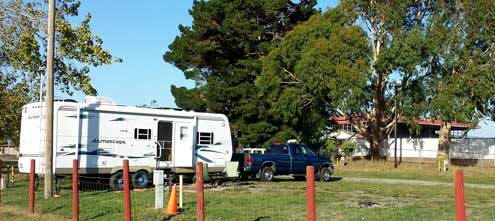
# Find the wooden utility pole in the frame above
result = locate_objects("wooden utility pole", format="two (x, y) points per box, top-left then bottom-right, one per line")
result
(44, 0), (55, 199)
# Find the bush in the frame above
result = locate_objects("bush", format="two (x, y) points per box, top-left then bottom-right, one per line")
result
(341, 141), (355, 156)
(324, 139), (337, 153)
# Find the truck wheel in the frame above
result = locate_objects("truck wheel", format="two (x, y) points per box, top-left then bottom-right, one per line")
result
(319, 167), (332, 182)
(109, 172), (124, 190)
(260, 166), (274, 182)
(131, 171), (149, 189)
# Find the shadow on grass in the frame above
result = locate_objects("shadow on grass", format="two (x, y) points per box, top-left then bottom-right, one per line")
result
(87, 212), (108, 220)
(267, 176), (343, 182)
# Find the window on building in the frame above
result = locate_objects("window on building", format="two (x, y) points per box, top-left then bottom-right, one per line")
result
(340, 124), (354, 132)
(197, 132), (214, 145)
(134, 128), (151, 140)
(450, 130), (465, 138)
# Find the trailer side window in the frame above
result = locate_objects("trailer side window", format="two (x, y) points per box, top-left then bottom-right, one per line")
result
(197, 132), (214, 145)
(134, 128), (151, 140)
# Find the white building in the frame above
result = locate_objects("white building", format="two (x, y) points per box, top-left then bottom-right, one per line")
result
(330, 116), (495, 162)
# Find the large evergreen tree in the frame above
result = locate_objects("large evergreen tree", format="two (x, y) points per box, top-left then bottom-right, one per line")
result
(164, 0), (317, 147)
(258, 4), (369, 146)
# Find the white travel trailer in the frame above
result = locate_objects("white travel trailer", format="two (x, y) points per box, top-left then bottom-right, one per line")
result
(18, 96), (233, 189)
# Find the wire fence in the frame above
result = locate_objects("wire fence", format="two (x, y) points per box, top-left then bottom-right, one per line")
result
(1, 159), (495, 220)
(202, 177), (495, 220)
(0, 145), (19, 156)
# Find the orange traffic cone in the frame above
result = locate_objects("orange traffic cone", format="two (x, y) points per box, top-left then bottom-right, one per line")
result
(162, 184), (179, 215)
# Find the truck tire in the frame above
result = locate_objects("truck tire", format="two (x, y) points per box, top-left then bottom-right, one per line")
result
(131, 170), (149, 189)
(109, 171), (124, 190)
(319, 167), (332, 182)
(260, 166), (274, 182)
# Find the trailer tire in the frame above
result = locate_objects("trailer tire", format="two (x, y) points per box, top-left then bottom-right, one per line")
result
(131, 171), (149, 189)
(34, 175), (40, 191)
(319, 167), (332, 182)
(260, 166), (274, 182)
(109, 172), (124, 191)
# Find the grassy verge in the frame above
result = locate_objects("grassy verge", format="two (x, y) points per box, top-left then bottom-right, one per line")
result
(1, 160), (494, 220)
(0, 204), (69, 221)
(2, 175), (495, 220)
(333, 160), (495, 185)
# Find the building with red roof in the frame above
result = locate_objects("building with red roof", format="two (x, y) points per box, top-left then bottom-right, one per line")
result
(328, 115), (493, 162)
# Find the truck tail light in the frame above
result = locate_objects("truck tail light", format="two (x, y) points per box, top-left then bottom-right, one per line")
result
(247, 155), (253, 165)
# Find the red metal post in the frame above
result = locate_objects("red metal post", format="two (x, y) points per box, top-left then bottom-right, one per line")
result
(72, 159), (79, 221)
(455, 169), (466, 221)
(306, 166), (316, 221)
(123, 160), (131, 221)
(29, 159), (35, 213)
(196, 162), (204, 221)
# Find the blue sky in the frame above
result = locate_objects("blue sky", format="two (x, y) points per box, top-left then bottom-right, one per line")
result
(61, 1), (338, 107)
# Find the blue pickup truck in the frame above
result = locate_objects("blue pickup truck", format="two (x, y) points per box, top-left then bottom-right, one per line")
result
(237, 143), (334, 182)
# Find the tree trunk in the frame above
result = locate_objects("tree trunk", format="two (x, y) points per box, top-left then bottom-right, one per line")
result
(368, 72), (387, 161)
(368, 136), (382, 160)
(437, 121), (452, 160)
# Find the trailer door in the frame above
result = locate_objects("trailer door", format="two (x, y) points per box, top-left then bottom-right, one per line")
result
(156, 121), (173, 163)
(56, 106), (79, 170)
(173, 122), (194, 168)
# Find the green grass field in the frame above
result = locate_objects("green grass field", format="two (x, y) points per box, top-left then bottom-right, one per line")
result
(334, 160), (495, 184)
(1, 160), (495, 220)
(2, 172), (495, 220)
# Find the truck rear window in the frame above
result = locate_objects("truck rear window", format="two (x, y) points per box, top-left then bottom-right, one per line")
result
(266, 144), (288, 154)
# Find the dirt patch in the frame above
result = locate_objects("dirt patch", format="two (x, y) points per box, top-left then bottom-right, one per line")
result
(0, 204), (69, 221)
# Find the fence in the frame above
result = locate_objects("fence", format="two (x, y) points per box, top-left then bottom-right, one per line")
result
(347, 138), (495, 168)
(0, 145), (19, 156)
(0, 159), (490, 220)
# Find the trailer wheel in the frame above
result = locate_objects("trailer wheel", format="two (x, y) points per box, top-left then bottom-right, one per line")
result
(260, 166), (274, 182)
(319, 167), (332, 182)
(109, 172), (124, 190)
(131, 171), (149, 189)
(34, 175), (40, 191)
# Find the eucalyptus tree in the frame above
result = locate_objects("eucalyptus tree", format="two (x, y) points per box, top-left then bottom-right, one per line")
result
(423, 0), (495, 159)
